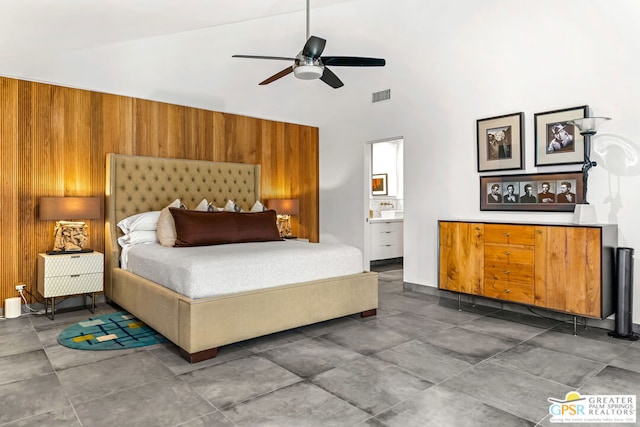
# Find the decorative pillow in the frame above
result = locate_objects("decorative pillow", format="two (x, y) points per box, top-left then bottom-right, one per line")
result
(194, 198), (210, 211)
(117, 211), (161, 234)
(224, 199), (243, 212)
(117, 230), (159, 248)
(250, 200), (267, 212)
(170, 209), (282, 247)
(156, 199), (186, 247)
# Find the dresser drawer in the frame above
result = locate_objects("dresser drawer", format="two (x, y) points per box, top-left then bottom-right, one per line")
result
(40, 273), (103, 298)
(484, 224), (535, 246)
(484, 280), (535, 305)
(39, 253), (103, 277)
(484, 245), (534, 265)
(484, 265), (534, 285)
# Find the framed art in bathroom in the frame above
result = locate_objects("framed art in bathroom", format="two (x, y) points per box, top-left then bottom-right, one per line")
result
(372, 173), (388, 196)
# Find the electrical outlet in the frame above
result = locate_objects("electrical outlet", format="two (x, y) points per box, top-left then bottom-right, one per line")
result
(15, 284), (26, 291)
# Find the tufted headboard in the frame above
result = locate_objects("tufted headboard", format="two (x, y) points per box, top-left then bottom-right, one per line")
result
(104, 153), (261, 295)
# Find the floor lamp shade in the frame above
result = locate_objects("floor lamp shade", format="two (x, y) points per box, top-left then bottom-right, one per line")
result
(39, 197), (101, 253)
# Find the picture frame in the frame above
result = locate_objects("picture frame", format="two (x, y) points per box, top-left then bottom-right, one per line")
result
(534, 105), (588, 166)
(477, 112), (524, 172)
(372, 173), (388, 196)
(480, 171), (583, 212)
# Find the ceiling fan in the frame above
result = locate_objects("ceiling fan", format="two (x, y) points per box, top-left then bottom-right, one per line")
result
(232, 0), (386, 89)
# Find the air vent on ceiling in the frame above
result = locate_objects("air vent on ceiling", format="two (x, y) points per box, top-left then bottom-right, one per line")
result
(372, 89), (391, 103)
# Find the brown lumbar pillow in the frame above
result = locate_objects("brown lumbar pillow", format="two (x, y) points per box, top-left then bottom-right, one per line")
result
(170, 208), (282, 247)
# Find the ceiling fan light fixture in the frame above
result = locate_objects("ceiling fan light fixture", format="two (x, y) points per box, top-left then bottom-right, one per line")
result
(293, 64), (324, 80)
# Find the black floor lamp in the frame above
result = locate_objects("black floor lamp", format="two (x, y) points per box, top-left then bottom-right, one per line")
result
(567, 116), (611, 224)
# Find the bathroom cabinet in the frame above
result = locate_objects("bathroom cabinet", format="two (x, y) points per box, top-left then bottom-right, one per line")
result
(370, 220), (403, 261)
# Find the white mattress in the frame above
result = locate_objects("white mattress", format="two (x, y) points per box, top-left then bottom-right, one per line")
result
(122, 240), (364, 299)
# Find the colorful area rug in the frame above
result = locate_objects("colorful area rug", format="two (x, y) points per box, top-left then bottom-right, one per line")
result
(58, 311), (168, 350)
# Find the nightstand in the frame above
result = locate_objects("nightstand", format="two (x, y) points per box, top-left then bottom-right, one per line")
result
(37, 251), (104, 320)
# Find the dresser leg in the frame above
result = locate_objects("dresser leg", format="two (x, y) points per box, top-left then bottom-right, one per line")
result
(572, 316), (577, 336)
(457, 294), (462, 312)
(51, 298), (55, 321)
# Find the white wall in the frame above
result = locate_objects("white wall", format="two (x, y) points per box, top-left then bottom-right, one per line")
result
(314, 0), (640, 323)
(2, 0), (639, 322)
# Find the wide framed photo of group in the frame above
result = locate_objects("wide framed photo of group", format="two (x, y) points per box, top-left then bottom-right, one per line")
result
(477, 112), (524, 172)
(480, 171), (583, 212)
(534, 105), (588, 166)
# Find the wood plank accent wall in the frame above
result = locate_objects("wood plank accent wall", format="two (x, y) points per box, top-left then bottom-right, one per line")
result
(0, 76), (319, 309)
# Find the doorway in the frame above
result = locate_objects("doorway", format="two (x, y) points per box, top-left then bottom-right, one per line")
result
(363, 137), (404, 270)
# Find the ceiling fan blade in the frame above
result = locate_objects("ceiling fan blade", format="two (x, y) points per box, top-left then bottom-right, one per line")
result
(302, 36), (326, 58)
(233, 54), (296, 61)
(320, 67), (344, 89)
(322, 56), (386, 67)
(259, 66), (294, 85)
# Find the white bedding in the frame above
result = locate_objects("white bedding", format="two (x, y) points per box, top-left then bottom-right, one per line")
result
(122, 240), (364, 299)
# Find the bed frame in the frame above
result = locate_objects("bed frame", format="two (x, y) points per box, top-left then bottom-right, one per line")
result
(105, 154), (378, 362)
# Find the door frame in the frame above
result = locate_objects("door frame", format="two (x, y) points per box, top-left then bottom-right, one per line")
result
(363, 136), (404, 270)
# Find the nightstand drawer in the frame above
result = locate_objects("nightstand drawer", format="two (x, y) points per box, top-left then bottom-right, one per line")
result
(40, 273), (103, 297)
(39, 252), (103, 277)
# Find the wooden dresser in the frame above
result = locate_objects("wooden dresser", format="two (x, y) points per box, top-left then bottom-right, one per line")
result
(438, 220), (617, 319)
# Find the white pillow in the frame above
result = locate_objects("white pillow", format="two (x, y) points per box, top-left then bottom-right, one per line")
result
(117, 230), (159, 248)
(224, 199), (243, 212)
(117, 211), (161, 234)
(250, 200), (267, 212)
(194, 198), (209, 211)
(195, 198), (221, 212)
(157, 199), (185, 247)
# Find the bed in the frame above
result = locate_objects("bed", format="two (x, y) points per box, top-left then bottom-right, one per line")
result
(105, 153), (378, 362)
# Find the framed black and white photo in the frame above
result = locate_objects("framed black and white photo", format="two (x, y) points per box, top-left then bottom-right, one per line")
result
(534, 105), (588, 166)
(480, 171), (583, 212)
(371, 173), (388, 196)
(477, 112), (524, 172)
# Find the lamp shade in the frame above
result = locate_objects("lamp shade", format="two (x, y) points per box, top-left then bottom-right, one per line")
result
(568, 117), (611, 135)
(267, 199), (299, 216)
(40, 197), (101, 220)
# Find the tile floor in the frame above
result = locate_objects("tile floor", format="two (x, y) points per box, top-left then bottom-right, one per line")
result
(1, 267), (639, 426)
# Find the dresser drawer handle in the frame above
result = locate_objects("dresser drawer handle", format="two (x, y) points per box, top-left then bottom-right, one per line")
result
(70, 274), (80, 278)
(384, 244), (392, 247)
(504, 251), (511, 255)
(504, 232), (510, 237)
(505, 270), (510, 275)
(71, 255), (80, 258)
(475, 227), (480, 231)
(505, 289), (511, 293)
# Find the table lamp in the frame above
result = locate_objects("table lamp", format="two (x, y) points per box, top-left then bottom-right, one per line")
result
(40, 197), (101, 254)
(267, 199), (299, 238)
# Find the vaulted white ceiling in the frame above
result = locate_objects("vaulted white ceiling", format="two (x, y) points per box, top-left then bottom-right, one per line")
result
(1, 0), (389, 125)
(1, 0), (355, 60)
